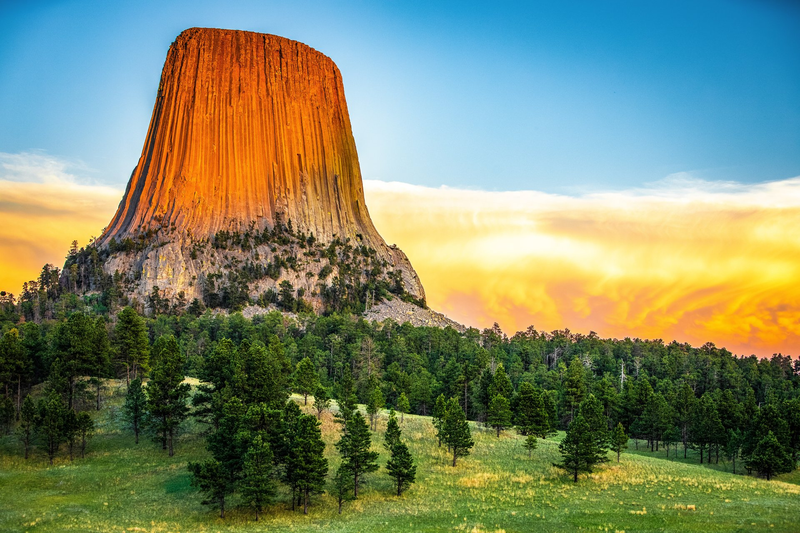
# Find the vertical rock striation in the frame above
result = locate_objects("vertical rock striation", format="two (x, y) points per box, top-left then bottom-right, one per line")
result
(95, 28), (424, 305)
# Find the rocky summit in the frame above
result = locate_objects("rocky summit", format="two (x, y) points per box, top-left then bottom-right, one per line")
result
(65, 28), (424, 314)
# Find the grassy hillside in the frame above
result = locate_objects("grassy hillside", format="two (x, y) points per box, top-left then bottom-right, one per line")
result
(1, 381), (798, 532)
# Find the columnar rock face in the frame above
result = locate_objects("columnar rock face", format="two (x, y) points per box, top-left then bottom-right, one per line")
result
(93, 28), (424, 307)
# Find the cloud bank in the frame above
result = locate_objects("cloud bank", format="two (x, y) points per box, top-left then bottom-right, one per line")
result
(364, 176), (800, 357)
(0, 152), (121, 292)
(1, 151), (797, 357)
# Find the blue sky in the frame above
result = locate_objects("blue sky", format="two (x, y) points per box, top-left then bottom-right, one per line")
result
(1, 0), (798, 193)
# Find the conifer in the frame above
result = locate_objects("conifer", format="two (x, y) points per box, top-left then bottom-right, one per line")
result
(294, 356), (319, 405)
(122, 378), (147, 444)
(17, 394), (35, 459)
(432, 393), (447, 447)
(336, 411), (379, 497)
(488, 394), (512, 437)
(241, 434), (276, 520)
(188, 459), (230, 518)
(146, 335), (190, 456)
(523, 434), (538, 458)
(384, 410), (401, 450)
(442, 397), (474, 467)
(397, 392), (410, 424)
(313, 385), (331, 419)
(554, 413), (607, 482)
(386, 440), (416, 496)
(748, 431), (790, 480)
(611, 422), (628, 462)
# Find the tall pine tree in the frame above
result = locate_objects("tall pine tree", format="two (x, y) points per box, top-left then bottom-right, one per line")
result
(336, 411), (379, 497)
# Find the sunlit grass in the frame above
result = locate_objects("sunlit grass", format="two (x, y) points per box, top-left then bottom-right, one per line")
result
(1, 383), (798, 532)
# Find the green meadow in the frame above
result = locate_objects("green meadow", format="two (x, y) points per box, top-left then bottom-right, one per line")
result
(1, 382), (798, 533)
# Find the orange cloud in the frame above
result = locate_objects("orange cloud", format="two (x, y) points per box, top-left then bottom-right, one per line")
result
(364, 177), (800, 357)
(0, 152), (120, 292)
(1, 151), (797, 357)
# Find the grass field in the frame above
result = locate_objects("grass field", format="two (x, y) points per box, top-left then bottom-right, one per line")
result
(1, 382), (799, 532)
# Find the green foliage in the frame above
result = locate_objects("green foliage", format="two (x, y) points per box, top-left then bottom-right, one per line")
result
(294, 356), (319, 405)
(288, 414), (328, 514)
(17, 394), (36, 459)
(188, 459), (230, 518)
(336, 411), (379, 497)
(146, 335), (190, 456)
(564, 358), (586, 420)
(555, 413), (607, 482)
(489, 363), (513, 400)
(397, 392), (410, 423)
(122, 378), (147, 444)
(523, 433), (538, 458)
(366, 386), (384, 431)
(384, 411), (401, 450)
(514, 382), (553, 439)
(748, 431), (791, 480)
(432, 394), (447, 447)
(313, 385), (331, 419)
(114, 307), (150, 382)
(331, 465), (355, 514)
(442, 397), (474, 467)
(386, 439), (416, 496)
(611, 422), (628, 462)
(35, 390), (68, 465)
(487, 394), (512, 438)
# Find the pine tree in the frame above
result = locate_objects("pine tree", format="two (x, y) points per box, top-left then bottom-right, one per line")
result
(488, 394), (512, 437)
(442, 397), (474, 467)
(514, 382), (546, 436)
(336, 411), (379, 497)
(36, 390), (67, 465)
(386, 440), (416, 496)
(17, 394), (36, 459)
(90, 316), (111, 410)
(742, 403), (791, 474)
(294, 356), (319, 405)
(748, 431), (790, 480)
(206, 397), (249, 497)
(725, 428), (744, 474)
(554, 413), (607, 482)
(523, 434), (538, 458)
(278, 401), (304, 507)
(313, 385), (331, 419)
(432, 393), (447, 447)
(489, 363), (513, 400)
(146, 335), (190, 456)
(0, 328), (30, 419)
(331, 465), (355, 514)
(564, 358), (587, 422)
(291, 414), (328, 514)
(122, 378), (147, 444)
(75, 411), (93, 458)
(385, 410), (401, 450)
(581, 394), (610, 454)
(113, 306), (150, 384)
(188, 459), (230, 518)
(611, 422), (628, 462)
(397, 392), (410, 424)
(366, 386), (384, 431)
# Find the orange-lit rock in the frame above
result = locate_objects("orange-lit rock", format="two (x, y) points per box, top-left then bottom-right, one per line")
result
(94, 28), (424, 306)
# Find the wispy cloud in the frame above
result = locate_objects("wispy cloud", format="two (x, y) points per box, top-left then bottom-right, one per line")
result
(0, 152), (121, 292)
(364, 176), (800, 356)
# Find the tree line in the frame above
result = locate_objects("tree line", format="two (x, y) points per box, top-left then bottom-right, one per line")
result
(1, 295), (798, 483)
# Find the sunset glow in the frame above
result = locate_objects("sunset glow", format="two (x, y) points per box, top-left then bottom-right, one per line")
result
(364, 177), (800, 357)
(2, 151), (798, 357)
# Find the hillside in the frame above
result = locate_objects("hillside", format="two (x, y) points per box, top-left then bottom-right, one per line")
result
(1, 382), (798, 533)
